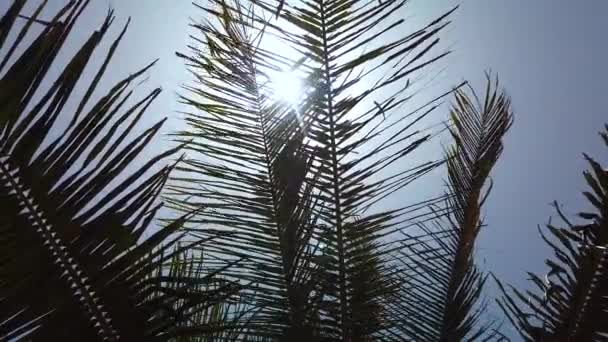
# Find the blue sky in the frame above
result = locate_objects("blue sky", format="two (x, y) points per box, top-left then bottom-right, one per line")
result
(3, 0), (607, 338)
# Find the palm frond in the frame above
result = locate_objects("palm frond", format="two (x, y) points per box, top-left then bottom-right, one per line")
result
(168, 0), (462, 339)
(496, 125), (608, 342)
(168, 1), (323, 339)
(248, 0), (460, 339)
(0, 1), (232, 340)
(392, 75), (513, 341)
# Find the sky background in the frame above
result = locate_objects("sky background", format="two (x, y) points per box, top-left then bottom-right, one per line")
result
(2, 0), (607, 339)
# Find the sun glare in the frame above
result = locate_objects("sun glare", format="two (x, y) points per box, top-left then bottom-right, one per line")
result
(267, 70), (304, 104)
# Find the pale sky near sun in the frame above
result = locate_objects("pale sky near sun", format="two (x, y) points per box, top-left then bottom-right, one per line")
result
(2, 0), (607, 339)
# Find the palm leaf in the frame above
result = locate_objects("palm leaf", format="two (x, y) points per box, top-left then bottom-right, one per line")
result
(391, 74), (513, 341)
(0, 1), (233, 340)
(495, 125), (608, 341)
(251, 0), (459, 339)
(169, 0), (461, 339)
(168, 1), (323, 339)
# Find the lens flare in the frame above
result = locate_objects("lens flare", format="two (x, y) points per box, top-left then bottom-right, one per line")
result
(267, 70), (303, 104)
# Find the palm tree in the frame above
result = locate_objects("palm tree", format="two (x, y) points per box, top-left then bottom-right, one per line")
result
(0, 1), (235, 340)
(496, 125), (608, 341)
(166, 0), (516, 340)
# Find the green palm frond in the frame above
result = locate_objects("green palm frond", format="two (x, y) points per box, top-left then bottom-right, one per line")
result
(496, 125), (608, 342)
(169, 0), (460, 339)
(392, 75), (513, 341)
(168, 0), (322, 339)
(0, 1), (233, 340)
(265, 1), (459, 338)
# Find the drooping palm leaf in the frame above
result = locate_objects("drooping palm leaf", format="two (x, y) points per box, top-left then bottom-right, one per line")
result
(391, 75), (513, 341)
(0, 1), (234, 340)
(496, 125), (608, 342)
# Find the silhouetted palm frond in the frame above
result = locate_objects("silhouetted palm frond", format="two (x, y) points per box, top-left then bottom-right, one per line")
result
(159, 243), (253, 342)
(0, 1), (233, 340)
(392, 75), (513, 341)
(496, 125), (608, 342)
(256, 0), (461, 339)
(168, 1), (323, 339)
(169, 0), (460, 339)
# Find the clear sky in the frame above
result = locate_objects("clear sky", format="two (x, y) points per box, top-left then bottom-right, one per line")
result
(3, 0), (607, 338)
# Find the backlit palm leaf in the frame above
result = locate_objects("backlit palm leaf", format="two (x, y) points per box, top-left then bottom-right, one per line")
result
(169, 0), (460, 340)
(256, 0), (459, 339)
(167, 1), (322, 339)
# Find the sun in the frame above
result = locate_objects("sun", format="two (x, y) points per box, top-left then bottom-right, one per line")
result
(267, 70), (304, 104)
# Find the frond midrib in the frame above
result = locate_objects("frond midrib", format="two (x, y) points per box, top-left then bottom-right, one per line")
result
(0, 155), (119, 340)
(318, 0), (349, 337)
